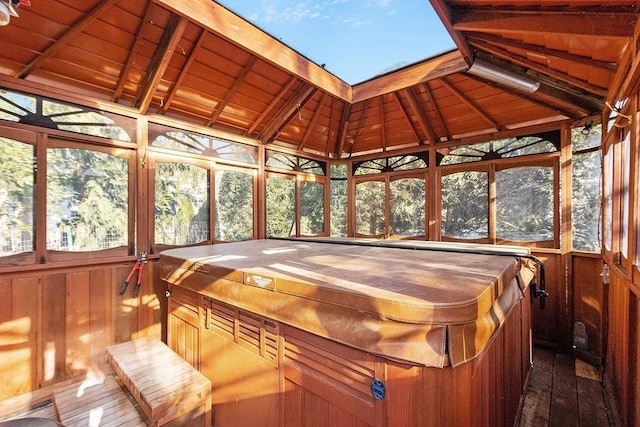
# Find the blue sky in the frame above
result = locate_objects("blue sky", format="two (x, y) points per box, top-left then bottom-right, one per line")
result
(217, 0), (455, 84)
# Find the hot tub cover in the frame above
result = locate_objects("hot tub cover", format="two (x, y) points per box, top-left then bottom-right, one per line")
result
(160, 238), (536, 367)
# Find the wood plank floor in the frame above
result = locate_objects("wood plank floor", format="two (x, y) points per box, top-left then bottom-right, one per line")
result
(519, 346), (621, 427)
(0, 347), (622, 427)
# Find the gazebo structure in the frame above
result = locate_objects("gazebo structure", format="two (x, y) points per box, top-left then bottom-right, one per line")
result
(0, 0), (638, 425)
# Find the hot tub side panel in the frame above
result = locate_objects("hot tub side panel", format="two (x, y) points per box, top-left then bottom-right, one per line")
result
(165, 282), (533, 427)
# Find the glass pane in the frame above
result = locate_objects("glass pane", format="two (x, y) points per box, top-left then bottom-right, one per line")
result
(496, 166), (554, 242)
(621, 133), (630, 259)
(390, 177), (425, 237)
(355, 181), (385, 235)
(572, 150), (602, 252)
(441, 171), (488, 239)
(572, 123), (601, 152)
(215, 170), (253, 241)
(300, 181), (324, 235)
(266, 175), (295, 237)
(330, 164), (347, 237)
(155, 162), (209, 245)
(603, 145), (613, 252)
(47, 148), (128, 251)
(0, 138), (34, 256)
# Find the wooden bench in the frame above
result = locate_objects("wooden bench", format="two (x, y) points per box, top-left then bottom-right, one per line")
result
(52, 374), (146, 427)
(106, 337), (211, 427)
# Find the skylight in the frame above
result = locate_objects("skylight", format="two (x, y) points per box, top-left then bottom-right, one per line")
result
(216, 0), (456, 85)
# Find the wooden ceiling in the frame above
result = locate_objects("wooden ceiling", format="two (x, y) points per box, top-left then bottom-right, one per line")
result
(0, 0), (637, 158)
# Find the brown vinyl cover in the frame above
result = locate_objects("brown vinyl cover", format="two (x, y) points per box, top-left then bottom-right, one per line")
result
(160, 239), (535, 367)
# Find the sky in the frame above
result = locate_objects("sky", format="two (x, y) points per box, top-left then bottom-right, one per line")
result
(216, 0), (456, 84)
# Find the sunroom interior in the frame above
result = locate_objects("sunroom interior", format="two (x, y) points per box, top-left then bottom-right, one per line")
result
(0, 0), (639, 426)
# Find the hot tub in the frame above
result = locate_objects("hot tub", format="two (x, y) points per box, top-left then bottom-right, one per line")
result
(160, 238), (538, 427)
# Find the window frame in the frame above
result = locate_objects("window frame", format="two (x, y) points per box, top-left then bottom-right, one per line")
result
(436, 152), (560, 248)
(45, 137), (135, 263)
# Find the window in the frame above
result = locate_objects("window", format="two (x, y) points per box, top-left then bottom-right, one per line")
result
(441, 170), (488, 240)
(572, 124), (602, 252)
(355, 180), (386, 236)
(154, 162), (209, 246)
(300, 181), (324, 236)
(438, 131), (559, 246)
(437, 132), (558, 165)
(353, 153), (428, 175)
(0, 137), (34, 257)
(603, 144), (614, 253)
(390, 177), (425, 237)
(330, 164), (347, 237)
(215, 169), (254, 242)
(496, 166), (553, 242)
(0, 88), (134, 142)
(47, 147), (129, 252)
(150, 123), (257, 164)
(265, 152), (326, 237)
(266, 174), (296, 237)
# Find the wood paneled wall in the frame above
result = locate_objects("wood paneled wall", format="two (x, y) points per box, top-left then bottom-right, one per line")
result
(0, 260), (164, 402)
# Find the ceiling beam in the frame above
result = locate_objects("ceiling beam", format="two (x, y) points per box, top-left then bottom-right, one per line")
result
(440, 77), (503, 132)
(207, 56), (257, 126)
(260, 84), (317, 144)
(464, 73), (578, 119)
(467, 32), (617, 72)
(152, 0), (352, 101)
(17, 0), (121, 79)
(135, 14), (187, 113)
(347, 100), (372, 156)
(422, 81), (450, 142)
(333, 103), (352, 159)
(393, 91), (423, 145)
(162, 28), (208, 113)
(299, 92), (328, 151)
(452, 9), (636, 40)
(379, 96), (387, 152)
(352, 50), (468, 103)
(404, 87), (437, 145)
(114, 2), (154, 103)
(247, 77), (297, 137)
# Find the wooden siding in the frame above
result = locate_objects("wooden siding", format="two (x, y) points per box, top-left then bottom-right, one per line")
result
(0, 261), (163, 402)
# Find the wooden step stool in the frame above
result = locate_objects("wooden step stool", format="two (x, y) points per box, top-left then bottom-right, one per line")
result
(106, 337), (211, 427)
(52, 374), (146, 427)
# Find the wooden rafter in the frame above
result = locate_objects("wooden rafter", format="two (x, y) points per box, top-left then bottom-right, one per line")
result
(333, 103), (352, 159)
(162, 28), (208, 113)
(469, 40), (608, 98)
(347, 99), (372, 156)
(247, 77), (297, 136)
(299, 92), (328, 151)
(17, 0), (121, 78)
(379, 96), (387, 151)
(207, 56), (257, 126)
(452, 8), (636, 40)
(260, 84), (317, 144)
(441, 77), (503, 131)
(464, 73), (579, 119)
(404, 87), (436, 145)
(392, 92), (422, 145)
(466, 33), (617, 72)
(422, 81), (450, 142)
(113, 2), (154, 103)
(135, 14), (187, 113)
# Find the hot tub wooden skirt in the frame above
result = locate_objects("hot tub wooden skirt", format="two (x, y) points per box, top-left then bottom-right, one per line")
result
(166, 284), (532, 427)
